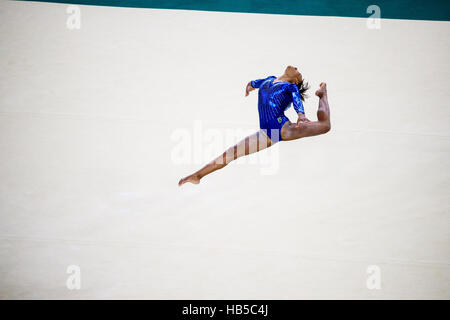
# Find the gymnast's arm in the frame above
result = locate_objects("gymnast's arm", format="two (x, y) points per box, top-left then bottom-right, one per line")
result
(291, 84), (310, 124)
(245, 76), (275, 96)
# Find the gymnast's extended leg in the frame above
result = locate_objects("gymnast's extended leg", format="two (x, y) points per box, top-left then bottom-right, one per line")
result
(178, 130), (273, 186)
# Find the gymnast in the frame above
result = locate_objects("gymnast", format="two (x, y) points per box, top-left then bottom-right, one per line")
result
(179, 65), (331, 186)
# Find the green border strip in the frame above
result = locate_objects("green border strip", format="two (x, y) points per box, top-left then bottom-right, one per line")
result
(22, 0), (450, 21)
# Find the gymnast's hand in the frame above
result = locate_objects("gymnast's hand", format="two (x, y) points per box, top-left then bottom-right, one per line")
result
(245, 82), (255, 97)
(296, 113), (310, 127)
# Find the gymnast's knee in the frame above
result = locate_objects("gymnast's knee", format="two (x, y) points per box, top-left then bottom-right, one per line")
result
(213, 158), (228, 169)
(321, 122), (331, 134)
(214, 150), (235, 168)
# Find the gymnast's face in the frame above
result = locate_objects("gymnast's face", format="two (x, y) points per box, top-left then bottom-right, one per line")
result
(285, 65), (303, 84)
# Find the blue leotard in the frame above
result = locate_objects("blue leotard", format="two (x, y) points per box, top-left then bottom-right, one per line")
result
(251, 76), (304, 143)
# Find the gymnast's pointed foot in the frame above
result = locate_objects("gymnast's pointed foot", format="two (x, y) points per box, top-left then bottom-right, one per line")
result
(315, 82), (327, 98)
(178, 173), (200, 186)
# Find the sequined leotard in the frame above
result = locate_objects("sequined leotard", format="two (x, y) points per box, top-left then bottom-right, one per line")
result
(250, 76), (305, 143)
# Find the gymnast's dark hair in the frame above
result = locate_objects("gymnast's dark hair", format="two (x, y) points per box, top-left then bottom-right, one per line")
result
(297, 80), (310, 101)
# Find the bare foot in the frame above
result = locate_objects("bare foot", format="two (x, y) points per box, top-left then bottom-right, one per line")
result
(315, 82), (327, 98)
(178, 174), (200, 186)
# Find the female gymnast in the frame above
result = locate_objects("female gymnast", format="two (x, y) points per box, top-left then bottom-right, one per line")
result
(178, 65), (331, 186)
